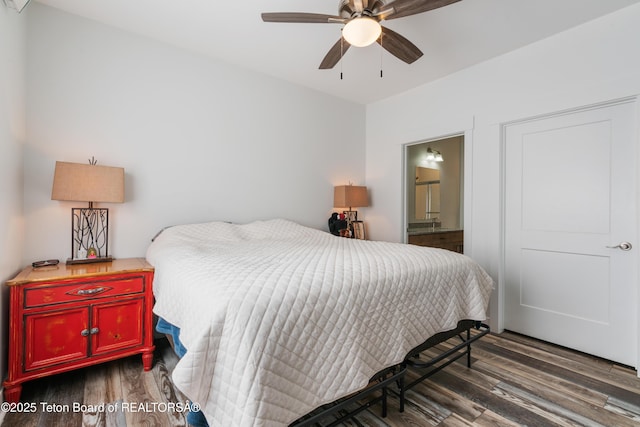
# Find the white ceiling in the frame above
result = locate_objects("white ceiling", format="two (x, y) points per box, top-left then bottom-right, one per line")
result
(32, 0), (640, 104)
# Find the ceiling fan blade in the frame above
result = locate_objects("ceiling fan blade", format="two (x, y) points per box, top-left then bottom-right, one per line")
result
(261, 12), (344, 23)
(383, 0), (460, 20)
(377, 26), (423, 64)
(319, 38), (352, 69)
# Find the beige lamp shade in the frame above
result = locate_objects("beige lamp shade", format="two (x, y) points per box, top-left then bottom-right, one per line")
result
(334, 185), (369, 209)
(51, 161), (125, 203)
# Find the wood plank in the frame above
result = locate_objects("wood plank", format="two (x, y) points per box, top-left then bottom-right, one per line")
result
(604, 396), (640, 423)
(494, 381), (622, 427)
(143, 345), (187, 426)
(425, 369), (562, 426)
(474, 338), (640, 404)
(465, 349), (640, 427)
(422, 336), (624, 427)
(417, 346), (499, 391)
(468, 349), (608, 407)
(489, 332), (640, 394)
(404, 370), (485, 422)
(0, 382), (42, 427)
(438, 413), (474, 426)
(422, 338), (606, 410)
(471, 360), (634, 426)
(103, 360), (127, 426)
(36, 369), (85, 427)
(356, 393), (443, 427)
(400, 388), (450, 424)
(488, 385), (580, 427)
(473, 409), (523, 427)
(609, 364), (640, 391)
(490, 332), (612, 373)
(420, 342), (626, 425)
(81, 363), (109, 427)
(118, 355), (170, 426)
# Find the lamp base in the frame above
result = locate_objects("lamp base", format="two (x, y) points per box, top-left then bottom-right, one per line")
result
(70, 207), (111, 263)
(66, 256), (113, 265)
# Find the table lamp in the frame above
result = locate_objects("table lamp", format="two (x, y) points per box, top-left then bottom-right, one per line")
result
(51, 158), (124, 264)
(334, 185), (369, 217)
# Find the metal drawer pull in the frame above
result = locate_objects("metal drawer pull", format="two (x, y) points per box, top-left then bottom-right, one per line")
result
(90, 327), (99, 335)
(76, 287), (105, 295)
(81, 329), (90, 337)
(81, 328), (100, 336)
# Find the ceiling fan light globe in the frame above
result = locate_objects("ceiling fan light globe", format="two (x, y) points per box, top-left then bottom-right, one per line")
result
(343, 17), (381, 47)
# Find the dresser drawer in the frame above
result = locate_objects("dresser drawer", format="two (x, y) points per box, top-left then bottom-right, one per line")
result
(408, 230), (464, 253)
(24, 277), (145, 308)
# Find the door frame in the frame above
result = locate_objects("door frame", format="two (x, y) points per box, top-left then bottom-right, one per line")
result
(498, 96), (640, 372)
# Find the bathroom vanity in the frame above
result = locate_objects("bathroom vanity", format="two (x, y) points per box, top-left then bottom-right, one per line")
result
(407, 227), (463, 253)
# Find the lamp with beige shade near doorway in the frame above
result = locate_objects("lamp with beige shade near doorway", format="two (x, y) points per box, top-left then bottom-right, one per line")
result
(333, 184), (368, 239)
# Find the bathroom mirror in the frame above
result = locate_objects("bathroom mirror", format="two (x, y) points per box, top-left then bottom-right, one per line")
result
(415, 167), (440, 220)
(405, 136), (463, 231)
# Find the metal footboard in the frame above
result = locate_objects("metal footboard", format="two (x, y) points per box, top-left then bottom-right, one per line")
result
(290, 366), (405, 427)
(399, 320), (490, 412)
(289, 319), (489, 426)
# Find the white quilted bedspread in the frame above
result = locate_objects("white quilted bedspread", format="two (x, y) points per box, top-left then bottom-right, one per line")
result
(146, 219), (493, 426)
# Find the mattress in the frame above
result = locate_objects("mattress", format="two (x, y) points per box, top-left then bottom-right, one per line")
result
(146, 219), (493, 426)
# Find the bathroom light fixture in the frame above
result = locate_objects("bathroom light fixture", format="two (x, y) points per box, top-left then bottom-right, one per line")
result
(426, 149), (435, 161)
(426, 148), (444, 162)
(342, 17), (382, 47)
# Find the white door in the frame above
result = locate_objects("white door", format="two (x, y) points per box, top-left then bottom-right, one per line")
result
(504, 100), (637, 367)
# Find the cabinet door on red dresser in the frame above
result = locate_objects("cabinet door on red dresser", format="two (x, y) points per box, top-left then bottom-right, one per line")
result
(24, 307), (89, 371)
(91, 298), (144, 355)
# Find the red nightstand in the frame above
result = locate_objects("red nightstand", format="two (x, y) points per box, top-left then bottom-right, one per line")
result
(3, 258), (155, 403)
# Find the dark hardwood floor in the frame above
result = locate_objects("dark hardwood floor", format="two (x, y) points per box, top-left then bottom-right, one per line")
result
(1, 331), (638, 426)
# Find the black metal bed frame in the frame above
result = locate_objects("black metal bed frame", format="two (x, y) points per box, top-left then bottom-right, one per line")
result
(289, 319), (490, 426)
(290, 366), (406, 427)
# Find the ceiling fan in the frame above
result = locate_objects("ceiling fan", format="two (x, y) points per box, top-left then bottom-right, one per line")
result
(262, 0), (461, 69)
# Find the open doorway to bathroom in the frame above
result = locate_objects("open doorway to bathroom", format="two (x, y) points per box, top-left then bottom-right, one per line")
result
(404, 135), (464, 253)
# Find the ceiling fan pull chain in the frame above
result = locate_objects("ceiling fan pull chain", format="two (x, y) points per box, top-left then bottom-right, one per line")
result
(340, 30), (344, 80)
(380, 32), (383, 78)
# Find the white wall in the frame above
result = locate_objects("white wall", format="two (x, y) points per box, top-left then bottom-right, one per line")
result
(23, 4), (366, 263)
(0, 5), (27, 383)
(365, 4), (640, 335)
(14, 0), (640, 373)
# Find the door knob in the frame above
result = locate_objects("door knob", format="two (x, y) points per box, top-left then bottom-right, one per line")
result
(606, 241), (632, 251)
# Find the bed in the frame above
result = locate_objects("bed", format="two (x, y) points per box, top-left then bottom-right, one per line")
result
(146, 219), (493, 426)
